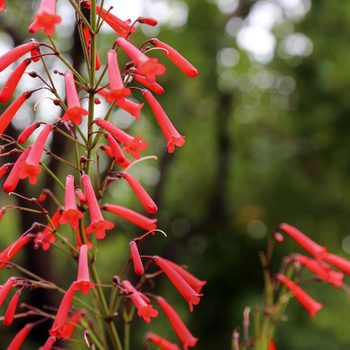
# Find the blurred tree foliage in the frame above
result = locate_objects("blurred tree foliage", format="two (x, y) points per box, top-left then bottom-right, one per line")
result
(1, 0), (350, 349)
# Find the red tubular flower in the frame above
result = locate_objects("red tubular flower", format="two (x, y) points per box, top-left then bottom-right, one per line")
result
(276, 274), (323, 318)
(160, 258), (206, 293)
(0, 92), (32, 134)
(151, 39), (198, 78)
(268, 340), (277, 350)
(3, 147), (31, 193)
(102, 204), (157, 231)
(0, 277), (15, 307)
(31, 46), (41, 62)
(7, 323), (34, 350)
(49, 283), (77, 338)
(100, 144), (113, 158)
(62, 71), (88, 125)
(129, 241), (144, 275)
(133, 73), (164, 95)
(137, 17), (158, 26)
(19, 124), (53, 184)
(40, 336), (56, 350)
(4, 290), (20, 326)
(278, 223), (327, 259)
(108, 49), (131, 100)
(17, 122), (41, 144)
(153, 256), (202, 312)
(0, 163), (11, 179)
(0, 236), (31, 269)
(322, 253), (350, 275)
(75, 225), (92, 250)
(60, 175), (83, 228)
(73, 244), (94, 294)
(82, 174), (114, 239)
(61, 310), (84, 340)
(293, 254), (344, 288)
(146, 332), (181, 350)
(142, 89), (185, 153)
(82, 25), (101, 70)
(105, 133), (131, 168)
(122, 172), (158, 214)
(0, 0), (6, 12)
(0, 42), (37, 72)
(95, 118), (148, 159)
(116, 37), (166, 83)
(121, 280), (158, 323)
(156, 296), (198, 350)
(28, 0), (62, 37)
(75, 187), (87, 205)
(0, 58), (31, 103)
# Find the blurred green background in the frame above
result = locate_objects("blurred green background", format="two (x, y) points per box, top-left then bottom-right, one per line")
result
(1, 0), (350, 349)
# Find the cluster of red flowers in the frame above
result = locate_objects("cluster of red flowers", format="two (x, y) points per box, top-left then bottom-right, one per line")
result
(0, 0), (204, 349)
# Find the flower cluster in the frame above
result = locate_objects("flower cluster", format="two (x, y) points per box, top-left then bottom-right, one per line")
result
(0, 1), (203, 349)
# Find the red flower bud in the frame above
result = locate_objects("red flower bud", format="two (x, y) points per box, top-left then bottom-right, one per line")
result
(129, 241), (144, 275)
(4, 290), (20, 326)
(61, 310), (84, 340)
(322, 253), (350, 276)
(75, 187), (87, 206)
(0, 236), (31, 269)
(39, 336), (56, 350)
(268, 340), (277, 350)
(0, 277), (15, 307)
(133, 73), (164, 95)
(137, 17), (158, 26)
(0, 163), (11, 179)
(0, 42), (37, 72)
(82, 25), (101, 70)
(17, 121), (41, 144)
(7, 323), (34, 350)
(0, 0), (6, 12)
(105, 133), (131, 168)
(73, 244), (94, 294)
(146, 332), (181, 350)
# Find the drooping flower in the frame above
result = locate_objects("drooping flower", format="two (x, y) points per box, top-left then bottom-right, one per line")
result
(62, 71), (88, 125)
(278, 223), (327, 259)
(61, 310), (84, 340)
(142, 89), (185, 153)
(105, 133), (131, 168)
(73, 244), (94, 294)
(145, 332), (181, 350)
(17, 122), (41, 144)
(39, 336), (57, 350)
(19, 124), (53, 184)
(0, 277), (16, 307)
(0, 236), (31, 269)
(150, 39), (198, 78)
(121, 280), (158, 323)
(0, 92), (32, 134)
(7, 323), (34, 350)
(28, 0), (62, 37)
(276, 274), (323, 318)
(156, 296), (198, 350)
(0, 42), (37, 72)
(102, 204), (157, 231)
(107, 49), (131, 100)
(4, 290), (20, 326)
(322, 253), (350, 276)
(82, 174), (115, 239)
(116, 37), (166, 83)
(153, 256), (202, 311)
(133, 73), (164, 95)
(95, 118), (148, 159)
(49, 283), (77, 338)
(60, 175), (83, 228)
(122, 172), (157, 214)
(82, 25), (101, 70)
(129, 241), (144, 275)
(0, 58), (31, 103)
(293, 254), (344, 288)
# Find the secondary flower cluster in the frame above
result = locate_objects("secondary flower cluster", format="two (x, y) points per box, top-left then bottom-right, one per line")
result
(0, 0), (202, 349)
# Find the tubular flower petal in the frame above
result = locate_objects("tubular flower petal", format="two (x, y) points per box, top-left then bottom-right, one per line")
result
(153, 256), (202, 311)
(17, 122), (41, 144)
(96, 118), (148, 159)
(142, 89), (185, 153)
(102, 204), (157, 231)
(3, 147), (31, 193)
(4, 290), (20, 326)
(322, 253), (350, 276)
(276, 274), (323, 319)
(151, 39), (198, 78)
(122, 172), (157, 214)
(0, 0), (6, 12)
(116, 37), (166, 83)
(129, 241), (144, 275)
(39, 336), (56, 350)
(28, 0), (62, 37)
(156, 296), (198, 350)
(108, 49), (131, 100)
(133, 73), (164, 95)
(137, 17), (158, 26)
(49, 284), (77, 338)
(105, 133), (131, 168)
(278, 223), (327, 259)
(0, 277), (16, 307)
(0, 42), (37, 72)
(146, 332), (181, 350)
(82, 174), (114, 239)
(73, 244), (94, 294)
(60, 175), (83, 228)
(0, 236), (31, 269)
(61, 310), (84, 340)
(7, 323), (34, 350)
(0, 92), (32, 134)
(19, 124), (53, 184)
(121, 280), (158, 323)
(62, 71), (88, 125)
(82, 25), (101, 70)
(293, 254), (344, 288)
(0, 59), (31, 103)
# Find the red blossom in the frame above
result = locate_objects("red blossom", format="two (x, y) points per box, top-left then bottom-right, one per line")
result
(4, 290), (20, 326)
(133, 73), (164, 95)
(322, 253), (350, 276)
(268, 340), (277, 350)
(146, 332), (181, 350)
(0, 42), (37, 72)
(105, 133), (131, 168)
(75, 187), (87, 206)
(73, 244), (94, 294)
(129, 241), (144, 275)
(0, 163), (11, 179)
(17, 122), (41, 144)
(137, 17), (158, 26)
(39, 336), (56, 350)
(0, 236), (31, 269)
(0, 0), (6, 12)
(7, 323), (34, 350)
(0, 277), (15, 307)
